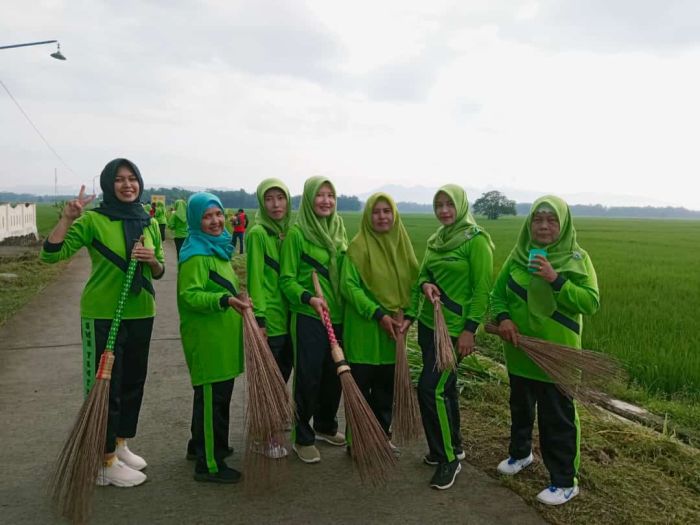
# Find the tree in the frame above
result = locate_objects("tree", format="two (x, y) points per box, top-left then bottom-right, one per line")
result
(473, 190), (517, 220)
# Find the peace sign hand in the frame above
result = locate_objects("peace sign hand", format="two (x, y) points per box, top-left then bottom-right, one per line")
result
(63, 185), (96, 221)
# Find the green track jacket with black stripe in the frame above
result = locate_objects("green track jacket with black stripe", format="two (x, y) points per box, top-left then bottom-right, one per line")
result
(40, 211), (164, 320)
(490, 255), (599, 382)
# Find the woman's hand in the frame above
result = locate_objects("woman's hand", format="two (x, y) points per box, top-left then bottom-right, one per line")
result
(229, 295), (252, 314)
(530, 255), (558, 283)
(309, 296), (329, 319)
(62, 185), (96, 221)
(456, 330), (475, 358)
(131, 241), (157, 265)
(498, 319), (520, 347)
(398, 318), (413, 334)
(379, 315), (400, 340)
(421, 283), (441, 305)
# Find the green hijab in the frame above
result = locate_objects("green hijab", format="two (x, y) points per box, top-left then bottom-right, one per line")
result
(254, 178), (291, 239)
(295, 176), (348, 293)
(426, 184), (494, 252)
(347, 193), (419, 311)
(173, 198), (187, 223)
(510, 195), (590, 322)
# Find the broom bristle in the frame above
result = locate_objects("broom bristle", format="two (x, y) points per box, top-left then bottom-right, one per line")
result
(49, 377), (110, 524)
(391, 311), (422, 444)
(341, 371), (398, 485)
(241, 301), (294, 490)
(485, 323), (623, 404)
(433, 302), (456, 372)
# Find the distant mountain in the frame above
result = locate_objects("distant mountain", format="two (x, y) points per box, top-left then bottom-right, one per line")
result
(360, 184), (677, 208)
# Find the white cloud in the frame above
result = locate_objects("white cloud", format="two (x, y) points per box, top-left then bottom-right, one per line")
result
(1, 0), (699, 208)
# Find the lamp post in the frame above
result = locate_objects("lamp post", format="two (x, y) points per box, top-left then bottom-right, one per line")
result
(0, 40), (66, 60)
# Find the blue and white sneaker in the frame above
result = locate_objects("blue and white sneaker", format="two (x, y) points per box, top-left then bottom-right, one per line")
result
(536, 484), (580, 506)
(496, 453), (534, 475)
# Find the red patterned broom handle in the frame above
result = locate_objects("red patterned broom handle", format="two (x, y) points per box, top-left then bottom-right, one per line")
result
(311, 271), (338, 345)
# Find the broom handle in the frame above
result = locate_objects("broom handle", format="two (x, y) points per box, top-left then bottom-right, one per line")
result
(102, 236), (144, 355)
(311, 271), (349, 373)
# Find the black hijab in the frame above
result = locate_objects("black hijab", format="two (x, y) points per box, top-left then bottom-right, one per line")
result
(92, 158), (152, 293)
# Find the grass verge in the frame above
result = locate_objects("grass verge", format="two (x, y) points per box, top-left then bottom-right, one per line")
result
(0, 250), (67, 326)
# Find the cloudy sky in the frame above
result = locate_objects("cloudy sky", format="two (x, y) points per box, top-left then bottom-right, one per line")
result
(2, 0), (700, 207)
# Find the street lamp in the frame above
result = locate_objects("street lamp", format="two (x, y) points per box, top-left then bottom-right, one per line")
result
(0, 40), (66, 60)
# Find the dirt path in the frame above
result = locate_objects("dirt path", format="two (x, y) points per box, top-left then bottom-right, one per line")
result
(0, 241), (544, 524)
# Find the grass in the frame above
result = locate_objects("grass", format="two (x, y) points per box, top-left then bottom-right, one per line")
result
(402, 331), (700, 524)
(0, 251), (66, 326)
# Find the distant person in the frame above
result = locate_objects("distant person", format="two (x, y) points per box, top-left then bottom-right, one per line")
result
(403, 184), (494, 491)
(279, 176), (348, 464)
(177, 192), (251, 483)
(230, 208), (247, 255)
(154, 201), (167, 241)
(341, 193), (418, 450)
(490, 195), (599, 506)
(40, 158), (165, 488)
(167, 198), (188, 258)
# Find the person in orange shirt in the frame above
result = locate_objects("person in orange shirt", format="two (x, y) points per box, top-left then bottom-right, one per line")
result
(231, 208), (247, 255)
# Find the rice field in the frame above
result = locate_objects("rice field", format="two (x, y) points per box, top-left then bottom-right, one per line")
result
(340, 212), (700, 400)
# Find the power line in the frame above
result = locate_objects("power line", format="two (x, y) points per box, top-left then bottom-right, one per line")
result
(0, 78), (79, 177)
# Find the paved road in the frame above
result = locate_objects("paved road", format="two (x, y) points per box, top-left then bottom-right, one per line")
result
(0, 241), (545, 524)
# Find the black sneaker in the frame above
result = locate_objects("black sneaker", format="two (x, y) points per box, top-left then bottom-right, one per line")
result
(423, 449), (465, 466)
(187, 440), (234, 460)
(429, 460), (462, 490)
(193, 466), (242, 484)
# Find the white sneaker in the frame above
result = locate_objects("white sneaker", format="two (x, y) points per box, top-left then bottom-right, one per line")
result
(497, 453), (534, 475)
(536, 484), (579, 506)
(96, 459), (147, 487)
(253, 442), (289, 459)
(115, 441), (147, 471)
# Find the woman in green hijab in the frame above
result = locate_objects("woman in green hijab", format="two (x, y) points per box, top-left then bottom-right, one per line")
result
(404, 184), (494, 490)
(279, 176), (348, 464)
(246, 179), (293, 458)
(490, 195), (599, 506)
(154, 201), (167, 241)
(167, 198), (188, 257)
(341, 193), (418, 447)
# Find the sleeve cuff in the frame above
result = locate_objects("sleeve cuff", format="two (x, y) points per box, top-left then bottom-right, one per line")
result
(372, 308), (386, 321)
(551, 274), (567, 291)
(219, 295), (232, 309)
(42, 239), (63, 253)
(152, 265), (165, 280)
(301, 291), (313, 304)
(464, 319), (479, 333)
(496, 312), (512, 323)
(255, 316), (267, 328)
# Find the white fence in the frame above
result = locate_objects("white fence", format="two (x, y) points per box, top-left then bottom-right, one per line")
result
(0, 203), (38, 242)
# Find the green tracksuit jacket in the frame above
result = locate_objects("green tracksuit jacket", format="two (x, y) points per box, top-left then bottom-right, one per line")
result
(167, 212), (188, 239)
(406, 233), (493, 337)
(279, 225), (344, 324)
(40, 211), (164, 319)
(340, 258), (396, 365)
(490, 256), (599, 382)
(246, 224), (289, 337)
(177, 255), (244, 386)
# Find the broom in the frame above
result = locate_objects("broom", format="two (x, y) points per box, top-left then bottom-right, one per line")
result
(239, 293), (294, 489)
(485, 322), (623, 404)
(433, 301), (456, 372)
(391, 310), (422, 444)
(50, 238), (142, 525)
(311, 272), (397, 485)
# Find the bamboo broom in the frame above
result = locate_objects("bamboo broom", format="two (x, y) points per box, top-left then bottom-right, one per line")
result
(485, 322), (623, 404)
(433, 301), (456, 372)
(239, 293), (294, 489)
(311, 272), (397, 484)
(50, 238), (142, 525)
(391, 310), (421, 444)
